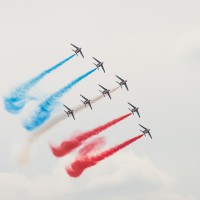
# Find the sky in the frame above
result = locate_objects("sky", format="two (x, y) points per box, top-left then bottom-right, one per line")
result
(0, 0), (200, 199)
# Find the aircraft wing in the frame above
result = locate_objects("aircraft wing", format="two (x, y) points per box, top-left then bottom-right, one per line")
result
(148, 132), (152, 139)
(80, 94), (88, 101)
(136, 110), (140, 118)
(98, 84), (107, 91)
(128, 102), (135, 108)
(107, 92), (111, 99)
(116, 75), (124, 81)
(124, 83), (129, 91)
(88, 102), (92, 110)
(71, 43), (78, 49)
(80, 50), (84, 58)
(93, 57), (100, 63)
(63, 104), (71, 111)
(71, 112), (75, 120)
(102, 66), (105, 73)
(139, 124), (147, 129)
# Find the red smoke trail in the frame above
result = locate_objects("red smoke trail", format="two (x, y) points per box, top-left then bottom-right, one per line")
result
(50, 113), (132, 157)
(66, 134), (144, 177)
(78, 137), (105, 158)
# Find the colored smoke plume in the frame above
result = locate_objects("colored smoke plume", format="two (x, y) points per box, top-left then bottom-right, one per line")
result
(23, 68), (97, 131)
(66, 134), (144, 177)
(4, 54), (75, 114)
(77, 137), (105, 158)
(51, 113), (131, 157)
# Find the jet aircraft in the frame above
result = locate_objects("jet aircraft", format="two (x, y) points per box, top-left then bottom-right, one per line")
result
(98, 84), (111, 99)
(139, 124), (152, 139)
(116, 75), (128, 91)
(80, 94), (92, 110)
(93, 57), (105, 73)
(128, 102), (140, 117)
(63, 104), (75, 120)
(71, 43), (84, 58)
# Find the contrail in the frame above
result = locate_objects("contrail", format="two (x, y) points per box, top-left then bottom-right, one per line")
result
(66, 134), (144, 177)
(50, 113), (132, 157)
(23, 68), (97, 131)
(17, 86), (120, 163)
(4, 54), (76, 114)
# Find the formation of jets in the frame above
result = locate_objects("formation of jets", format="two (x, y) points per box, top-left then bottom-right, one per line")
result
(64, 44), (152, 139)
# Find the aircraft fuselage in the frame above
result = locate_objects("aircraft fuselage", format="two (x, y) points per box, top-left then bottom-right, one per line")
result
(97, 62), (103, 67)
(103, 90), (109, 95)
(144, 129), (150, 134)
(131, 107), (139, 113)
(84, 100), (90, 105)
(75, 48), (81, 54)
(120, 80), (127, 85)
(67, 110), (72, 115)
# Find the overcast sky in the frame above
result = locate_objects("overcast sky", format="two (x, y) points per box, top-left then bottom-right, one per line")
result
(0, 0), (200, 200)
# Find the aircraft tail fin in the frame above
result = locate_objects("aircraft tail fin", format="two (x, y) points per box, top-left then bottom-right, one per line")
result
(93, 63), (99, 69)
(128, 108), (132, 112)
(116, 81), (122, 88)
(99, 90), (105, 96)
(81, 100), (86, 106)
(64, 110), (69, 117)
(140, 129), (144, 133)
(72, 49), (78, 56)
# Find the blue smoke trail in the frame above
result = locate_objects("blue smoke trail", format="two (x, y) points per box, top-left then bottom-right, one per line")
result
(23, 68), (97, 131)
(4, 54), (76, 114)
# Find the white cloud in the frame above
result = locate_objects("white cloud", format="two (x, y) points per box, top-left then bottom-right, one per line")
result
(0, 151), (197, 200)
